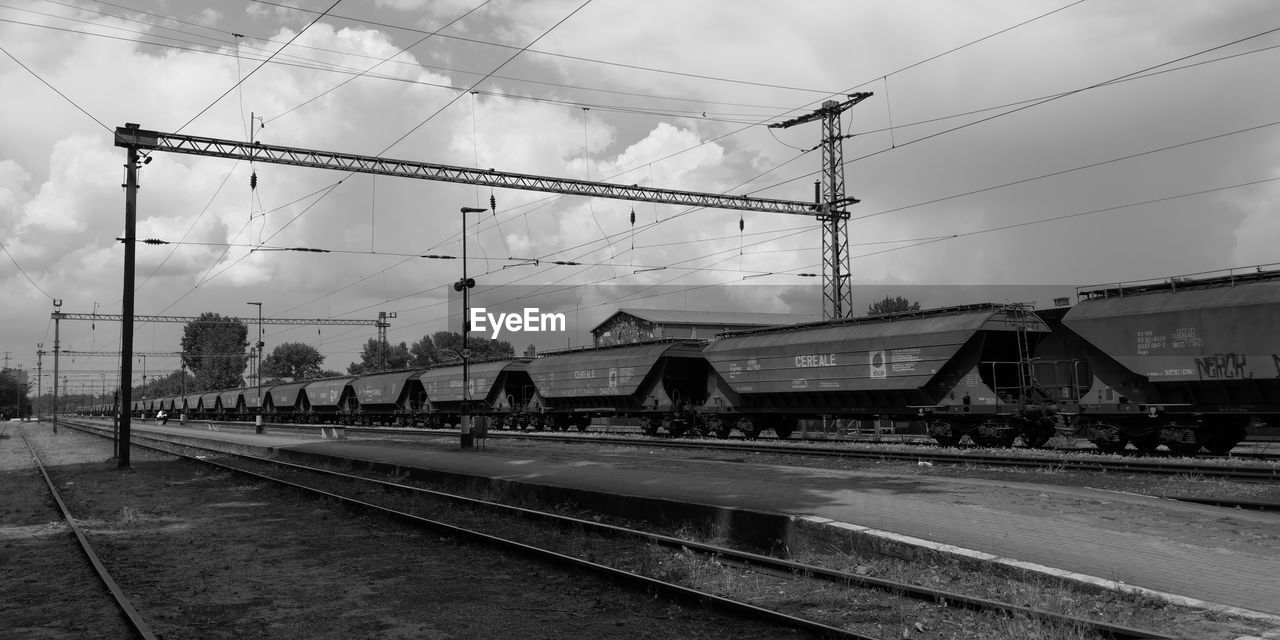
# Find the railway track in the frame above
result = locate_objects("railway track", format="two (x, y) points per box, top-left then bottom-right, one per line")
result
(337, 425), (1280, 481)
(15, 427), (159, 640)
(64, 418), (1175, 640)
(96, 415), (1280, 480)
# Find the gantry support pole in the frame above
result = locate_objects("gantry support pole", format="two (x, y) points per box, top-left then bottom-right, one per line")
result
(118, 125), (140, 468)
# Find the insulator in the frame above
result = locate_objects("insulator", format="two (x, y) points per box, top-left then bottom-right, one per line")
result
(630, 209), (635, 225)
(250, 171), (258, 190)
(739, 217), (744, 232)
(490, 194), (496, 212)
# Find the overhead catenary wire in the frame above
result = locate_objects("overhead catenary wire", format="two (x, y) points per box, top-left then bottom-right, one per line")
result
(746, 25), (1280, 199)
(173, 0), (344, 134)
(17, 1), (804, 118)
(0, 43), (110, 132)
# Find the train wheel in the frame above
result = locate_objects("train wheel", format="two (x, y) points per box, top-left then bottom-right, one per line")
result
(1132, 434), (1160, 455)
(933, 434), (961, 447)
(927, 421), (961, 447)
(737, 418), (759, 440)
(707, 417), (731, 439)
(1021, 431), (1052, 448)
(638, 418), (655, 436)
(575, 416), (590, 432)
(774, 426), (793, 440)
(1201, 423), (1246, 455)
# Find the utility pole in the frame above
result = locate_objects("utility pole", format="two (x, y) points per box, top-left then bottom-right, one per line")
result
(118, 126), (140, 468)
(770, 92), (873, 319)
(52, 299), (61, 433)
(35, 344), (43, 423)
(247, 301), (262, 433)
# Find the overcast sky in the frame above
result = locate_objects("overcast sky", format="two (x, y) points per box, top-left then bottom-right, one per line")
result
(2, 0), (1278, 392)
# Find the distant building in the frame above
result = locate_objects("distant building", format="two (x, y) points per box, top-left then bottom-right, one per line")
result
(591, 308), (814, 347)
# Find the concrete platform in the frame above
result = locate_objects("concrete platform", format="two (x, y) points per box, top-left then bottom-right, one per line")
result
(121, 422), (1280, 618)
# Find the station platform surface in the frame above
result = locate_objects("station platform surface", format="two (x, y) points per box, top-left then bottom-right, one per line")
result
(124, 422), (1280, 617)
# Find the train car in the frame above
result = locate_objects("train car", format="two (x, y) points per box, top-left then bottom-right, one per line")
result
(351, 370), (426, 426)
(243, 386), (267, 419)
(181, 393), (201, 418)
(265, 382), (309, 422)
(528, 340), (709, 435)
(158, 396), (179, 417)
(218, 389), (246, 421)
(303, 377), (358, 424)
(702, 304), (1057, 444)
(1051, 268), (1280, 454)
(416, 359), (533, 429)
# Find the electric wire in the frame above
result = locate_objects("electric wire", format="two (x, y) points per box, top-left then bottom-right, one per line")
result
(173, 0), (344, 134)
(746, 25), (1280, 198)
(247, 0), (844, 95)
(66, 0), (804, 115)
(0, 43), (110, 132)
(0, 239), (55, 300)
(265, 0), (493, 125)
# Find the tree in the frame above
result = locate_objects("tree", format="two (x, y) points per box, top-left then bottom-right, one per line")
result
(0, 369), (31, 418)
(134, 369), (195, 398)
(262, 342), (325, 381)
(429, 331), (514, 362)
(866, 295), (921, 317)
(347, 339), (410, 374)
(181, 313), (249, 391)
(409, 335), (439, 368)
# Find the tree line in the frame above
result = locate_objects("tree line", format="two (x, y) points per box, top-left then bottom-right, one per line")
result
(131, 313), (515, 397)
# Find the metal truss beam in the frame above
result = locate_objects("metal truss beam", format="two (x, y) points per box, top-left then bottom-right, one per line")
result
(52, 312), (377, 326)
(114, 126), (819, 216)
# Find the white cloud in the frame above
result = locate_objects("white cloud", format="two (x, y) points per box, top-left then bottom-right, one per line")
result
(2, 0), (1279, 378)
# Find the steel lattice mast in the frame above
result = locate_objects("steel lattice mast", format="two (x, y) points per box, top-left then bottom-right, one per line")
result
(769, 93), (873, 319)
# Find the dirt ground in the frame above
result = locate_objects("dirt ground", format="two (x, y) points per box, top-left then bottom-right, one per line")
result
(0, 424), (789, 640)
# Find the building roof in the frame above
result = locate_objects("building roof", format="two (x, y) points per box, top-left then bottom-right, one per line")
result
(591, 308), (815, 335)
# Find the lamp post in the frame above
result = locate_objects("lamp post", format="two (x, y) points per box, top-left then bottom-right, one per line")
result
(247, 302), (263, 433)
(456, 206), (486, 448)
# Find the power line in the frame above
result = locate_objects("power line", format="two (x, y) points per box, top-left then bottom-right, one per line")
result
(747, 25), (1280, 198)
(173, 0), (344, 134)
(849, 119), (1280, 223)
(0, 238), (54, 300)
(248, 0), (844, 95)
(266, 0), (493, 125)
(29, 1), (804, 116)
(0, 43), (110, 131)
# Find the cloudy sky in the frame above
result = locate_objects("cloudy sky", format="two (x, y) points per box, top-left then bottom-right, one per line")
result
(2, 0), (1278, 392)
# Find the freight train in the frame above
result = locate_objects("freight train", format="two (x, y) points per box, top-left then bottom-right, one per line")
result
(86, 266), (1280, 456)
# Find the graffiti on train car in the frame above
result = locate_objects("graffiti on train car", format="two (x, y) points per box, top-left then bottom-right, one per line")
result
(1194, 353), (1250, 380)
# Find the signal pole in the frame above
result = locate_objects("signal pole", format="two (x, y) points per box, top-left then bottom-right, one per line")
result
(770, 92), (873, 319)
